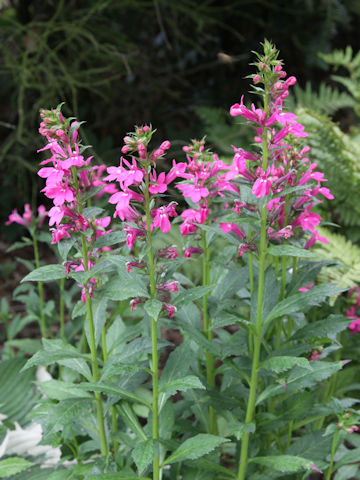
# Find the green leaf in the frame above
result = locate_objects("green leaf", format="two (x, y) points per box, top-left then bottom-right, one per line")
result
(22, 339), (92, 381)
(267, 245), (316, 258)
(250, 455), (321, 473)
(144, 299), (163, 321)
(82, 206), (104, 218)
(159, 375), (205, 396)
(86, 475), (150, 480)
(186, 459), (237, 478)
(94, 230), (127, 248)
(227, 422), (255, 440)
(291, 314), (350, 341)
(264, 284), (346, 324)
(132, 439), (157, 474)
(173, 286), (214, 308)
(57, 238), (76, 262)
(162, 434), (229, 465)
(0, 357), (37, 424)
(261, 356), (311, 374)
(36, 380), (93, 400)
(256, 361), (344, 405)
(101, 273), (149, 301)
(85, 297), (108, 348)
(21, 265), (66, 283)
(77, 382), (151, 408)
(335, 447), (360, 469)
(0, 458), (34, 478)
(158, 342), (194, 411)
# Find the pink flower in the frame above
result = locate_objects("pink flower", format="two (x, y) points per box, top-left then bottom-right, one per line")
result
(51, 224), (72, 244)
(152, 203), (177, 233)
(166, 160), (188, 184)
(6, 208), (28, 227)
(42, 181), (75, 206)
(219, 222), (246, 238)
(124, 226), (146, 250)
(163, 304), (177, 318)
(176, 183), (209, 203)
(349, 319), (360, 334)
(158, 281), (179, 292)
(109, 190), (141, 221)
(292, 203), (321, 233)
(183, 246), (203, 258)
(304, 229), (329, 249)
(149, 171), (168, 194)
(158, 246), (179, 259)
(252, 174), (272, 198)
(130, 298), (143, 311)
(105, 157), (144, 187)
(298, 282), (315, 292)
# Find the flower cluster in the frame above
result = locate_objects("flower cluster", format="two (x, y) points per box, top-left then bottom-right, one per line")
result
(346, 287), (360, 334)
(174, 138), (241, 257)
(5, 204), (47, 230)
(37, 106), (112, 301)
(228, 41), (334, 253)
(105, 126), (181, 317)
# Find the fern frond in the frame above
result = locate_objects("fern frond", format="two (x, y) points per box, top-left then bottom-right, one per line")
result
(296, 107), (360, 238)
(288, 81), (356, 115)
(314, 227), (360, 289)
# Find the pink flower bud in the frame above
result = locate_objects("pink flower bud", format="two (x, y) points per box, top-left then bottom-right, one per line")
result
(123, 136), (132, 144)
(253, 74), (261, 83)
(143, 125), (150, 132)
(121, 145), (130, 154)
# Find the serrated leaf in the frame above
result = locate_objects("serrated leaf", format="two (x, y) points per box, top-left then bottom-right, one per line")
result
(86, 475), (150, 480)
(162, 434), (229, 465)
(82, 207), (104, 218)
(265, 284), (346, 324)
(21, 265), (66, 283)
(261, 356), (311, 374)
(77, 382), (151, 408)
(267, 245), (316, 258)
(57, 238), (76, 262)
(132, 439), (157, 474)
(172, 286), (214, 308)
(0, 458), (34, 478)
(159, 375), (205, 396)
(250, 455), (321, 473)
(144, 299), (162, 321)
(227, 422), (255, 440)
(94, 231), (127, 248)
(335, 447), (360, 469)
(22, 339), (92, 380)
(291, 314), (349, 341)
(85, 297), (108, 348)
(101, 273), (149, 301)
(36, 380), (92, 400)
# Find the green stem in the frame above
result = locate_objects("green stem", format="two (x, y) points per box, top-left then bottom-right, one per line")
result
(144, 162), (160, 480)
(237, 204), (267, 480)
(201, 229), (217, 435)
(59, 277), (65, 340)
(237, 90), (269, 480)
(71, 167), (107, 457)
(275, 256), (287, 349)
(32, 230), (47, 338)
(101, 328), (118, 455)
(325, 429), (339, 480)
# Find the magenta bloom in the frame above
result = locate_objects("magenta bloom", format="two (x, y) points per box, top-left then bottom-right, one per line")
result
(152, 203), (177, 233)
(176, 183), (209, 203)
(349, 318), (360, 334)
(220, 222), (246, 239)
(149, 171), (168, 194)
(105, 157), (144, 187)
(42, 181), (75, 206)
(252, 175), (272, 198)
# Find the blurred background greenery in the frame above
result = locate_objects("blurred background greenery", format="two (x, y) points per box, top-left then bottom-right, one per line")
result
(1, 0), (360, 240)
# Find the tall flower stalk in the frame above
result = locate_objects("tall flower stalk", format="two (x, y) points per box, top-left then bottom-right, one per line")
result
(176, 139), (237, 434)
(224, 41), (334, 480)
(6, 204), (48, 337)
(37, 105), (111, 456)
(105, 125), (179, 479)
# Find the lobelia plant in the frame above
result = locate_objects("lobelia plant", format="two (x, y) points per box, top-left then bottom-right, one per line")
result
(5, 41), (360, 480)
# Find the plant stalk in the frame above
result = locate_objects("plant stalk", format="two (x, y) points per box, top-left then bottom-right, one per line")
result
(144, 161), (160, 480)
(237, 91), (269, 480)
(32, 230), (47, 338)
(325, 429), (339, 480)
(72, 167), (108, 456)
(201, 228), (217, 434)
